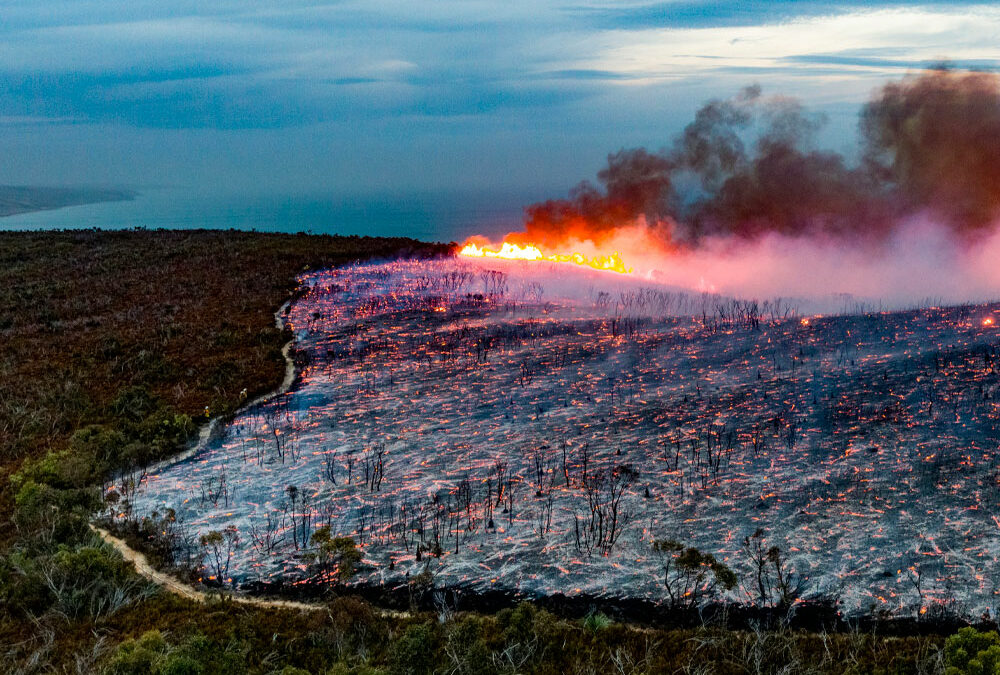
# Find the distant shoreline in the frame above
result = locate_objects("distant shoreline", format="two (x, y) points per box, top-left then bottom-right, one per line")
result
(0, 185), (137, 218)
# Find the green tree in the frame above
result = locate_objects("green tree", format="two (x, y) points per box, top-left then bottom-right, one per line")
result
(308, 526), (360, 581)
(653, 538), (737, 609)
(199, 525), (239, 584)
(946, 627), (1000, 675)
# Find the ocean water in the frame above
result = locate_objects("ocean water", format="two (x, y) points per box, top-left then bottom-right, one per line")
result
(0, 188), (532, 243)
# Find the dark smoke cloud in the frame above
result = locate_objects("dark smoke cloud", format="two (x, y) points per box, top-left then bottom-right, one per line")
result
(675, 84), (758, 194)
(519, 68), (1000, 250)
(680, 88), (887, 242)
(862, 69), (1000, 237)
(516, 148), (674, 248)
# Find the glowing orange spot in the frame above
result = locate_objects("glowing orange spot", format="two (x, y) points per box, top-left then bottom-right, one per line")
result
(459, 241), (631, 274)
(800, 318), (810, 326)
(983, 317), (994, 327)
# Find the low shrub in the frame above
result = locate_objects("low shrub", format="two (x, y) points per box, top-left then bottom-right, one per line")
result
(945, 627), (1000, 674)
(388, 622), (438, 675)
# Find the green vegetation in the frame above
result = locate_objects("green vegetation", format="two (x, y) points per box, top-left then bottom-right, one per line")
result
(309, 526), (361, 581)
(0, 229), (974, 673)
(103, 629), (249, 675)
(652, 539), (738, 610)
(945, 628), (1000, 674)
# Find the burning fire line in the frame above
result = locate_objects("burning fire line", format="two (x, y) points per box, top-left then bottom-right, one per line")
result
(459, 241), (632, 274)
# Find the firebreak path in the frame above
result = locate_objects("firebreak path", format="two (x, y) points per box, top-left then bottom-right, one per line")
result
(92, 524), (330, 612)
(89, 302), (400, 615)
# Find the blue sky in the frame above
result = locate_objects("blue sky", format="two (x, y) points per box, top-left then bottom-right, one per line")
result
(2, 1), (999, 196)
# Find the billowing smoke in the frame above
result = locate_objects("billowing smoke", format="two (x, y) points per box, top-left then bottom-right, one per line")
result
(520, 68), (1000, 250)
(862, 69), (1000, 237)
(515, 148), (674, 249)
(498, 68), (1000, 302)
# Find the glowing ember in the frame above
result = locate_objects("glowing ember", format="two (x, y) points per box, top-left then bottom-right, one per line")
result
(459, 241), (632, 274)
(129, 258), (1000, 617)
(983, 317), (995, 327)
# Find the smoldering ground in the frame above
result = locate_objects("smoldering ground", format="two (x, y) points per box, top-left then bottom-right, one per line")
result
(125, 258), (1000, 618)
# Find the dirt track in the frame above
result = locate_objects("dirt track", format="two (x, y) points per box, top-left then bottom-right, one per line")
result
(91, 525), (327, 612)
(86, 304), (336, 614)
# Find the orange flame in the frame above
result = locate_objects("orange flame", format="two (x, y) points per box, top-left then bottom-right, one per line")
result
(459, 241), (632, 274)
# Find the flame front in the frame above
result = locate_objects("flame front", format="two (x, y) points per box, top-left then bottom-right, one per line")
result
(459, 241), (632, 274)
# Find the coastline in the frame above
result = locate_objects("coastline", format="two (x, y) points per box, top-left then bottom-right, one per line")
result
(0, 185), (136, 218)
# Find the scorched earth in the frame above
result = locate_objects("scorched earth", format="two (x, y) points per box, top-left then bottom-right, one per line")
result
(127, 257), (1000, 618)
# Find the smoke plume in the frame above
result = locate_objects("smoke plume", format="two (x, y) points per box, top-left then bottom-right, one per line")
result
(519, 68), (1000, 253)
(862, 69), (1000, 237)
(515, 148), (674, 249)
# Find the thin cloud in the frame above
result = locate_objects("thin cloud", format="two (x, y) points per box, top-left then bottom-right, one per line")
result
(1, 1), (998, 193)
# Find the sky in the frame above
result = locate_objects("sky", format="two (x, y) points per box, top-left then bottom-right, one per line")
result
(3, 1), (1000, 197)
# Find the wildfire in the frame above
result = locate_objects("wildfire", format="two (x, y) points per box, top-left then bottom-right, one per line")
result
(459, 241), (632, 274)
(983, 317), (995, 327)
